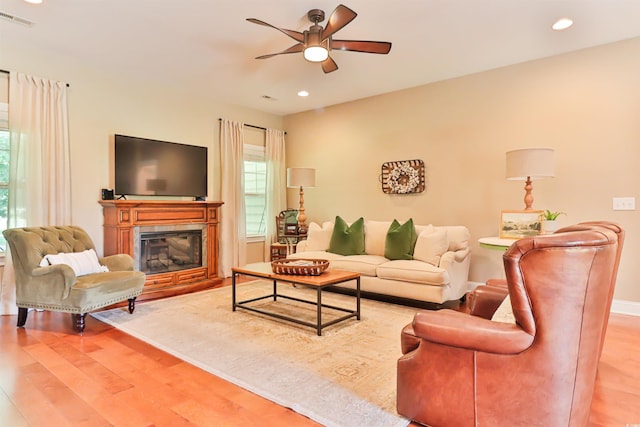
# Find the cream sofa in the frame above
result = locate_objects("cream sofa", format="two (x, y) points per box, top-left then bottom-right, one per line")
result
(288, 219), (471, 304)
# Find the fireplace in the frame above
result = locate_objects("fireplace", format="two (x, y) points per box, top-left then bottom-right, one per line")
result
(100, 200), (223, 301)
(139, 230), (202, 274)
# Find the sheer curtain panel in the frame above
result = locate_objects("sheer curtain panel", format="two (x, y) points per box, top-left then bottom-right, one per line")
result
(219, 119), (247, 277)
(1, 72), (72, 315)
(264, 128), (286, 260)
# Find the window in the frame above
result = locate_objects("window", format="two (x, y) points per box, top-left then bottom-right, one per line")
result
(0, 102), (8, 253)
(244, 144), (266, 238)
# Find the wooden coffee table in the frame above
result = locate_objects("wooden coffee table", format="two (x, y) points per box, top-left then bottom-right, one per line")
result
(231, 263), (361, 336)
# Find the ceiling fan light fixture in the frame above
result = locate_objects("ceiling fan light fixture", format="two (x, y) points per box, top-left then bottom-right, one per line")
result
(304, 46), (329, 62)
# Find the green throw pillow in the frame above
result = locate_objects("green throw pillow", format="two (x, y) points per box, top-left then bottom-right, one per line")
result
(328, 216), (366, 256)
(384, 219), (417, 260)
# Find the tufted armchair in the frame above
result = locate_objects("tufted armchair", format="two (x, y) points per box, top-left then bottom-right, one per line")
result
(3, 226), (145, 332)
(397, 224), (622, 426)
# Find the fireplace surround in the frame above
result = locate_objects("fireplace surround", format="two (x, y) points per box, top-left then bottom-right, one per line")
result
(100, 200), (223, 300)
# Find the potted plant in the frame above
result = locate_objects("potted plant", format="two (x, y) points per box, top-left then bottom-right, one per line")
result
(540, 210), (566, 234)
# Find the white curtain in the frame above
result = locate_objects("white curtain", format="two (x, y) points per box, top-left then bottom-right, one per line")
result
(263, 128), (287, 260)
(219, 119), (246, 277)
(0, 72), (72, 315)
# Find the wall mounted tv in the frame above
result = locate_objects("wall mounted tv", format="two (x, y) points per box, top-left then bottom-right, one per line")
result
(114, 134), (207, 198)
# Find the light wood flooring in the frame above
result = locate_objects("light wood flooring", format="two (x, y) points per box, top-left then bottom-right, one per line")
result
(1, 288), (639, 426)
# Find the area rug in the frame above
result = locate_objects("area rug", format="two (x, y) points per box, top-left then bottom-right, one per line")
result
(92, 282), (416, 427)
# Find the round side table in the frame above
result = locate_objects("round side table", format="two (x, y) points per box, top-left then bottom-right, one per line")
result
(478, 237), (517, 251)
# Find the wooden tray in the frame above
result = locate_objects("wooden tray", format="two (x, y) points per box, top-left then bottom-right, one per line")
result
(271, 259), (329, 276)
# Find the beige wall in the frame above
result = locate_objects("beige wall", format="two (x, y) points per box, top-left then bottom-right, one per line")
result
(284, 37), (640, 303)
(4, 33), (639, 303)
(3, 40), (283, 260)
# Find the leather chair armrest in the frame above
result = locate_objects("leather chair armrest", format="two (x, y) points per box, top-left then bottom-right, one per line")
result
(412, 309), (533, 354)
(400, 323), (420, 355)
(31, 264), (77, 299)
(99, 254), (134, 271)
(467, 285), (509, 319)
(485, 278), (507, 288)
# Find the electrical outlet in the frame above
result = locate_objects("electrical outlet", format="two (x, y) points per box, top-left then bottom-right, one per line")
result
(612, 197), (636, 211)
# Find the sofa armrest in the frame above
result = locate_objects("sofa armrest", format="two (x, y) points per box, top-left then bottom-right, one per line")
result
(296, 240), (308, 252)
(439, 247), (470, 267)
(438, 247), (471, 300)
(99, 254), (134, 271)
(31, 264), (77, 299)
(412, 309), (533, 354)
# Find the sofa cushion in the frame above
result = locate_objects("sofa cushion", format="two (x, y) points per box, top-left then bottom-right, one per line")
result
(377, 260), (450, 286)
(413, 227), (449, 266)
(364, 220), (392, 256)
(304, 221), (334, 251)
(384, 219), (418, 260)
(331, 255), (388, 277)
(328, 216), (366, 256)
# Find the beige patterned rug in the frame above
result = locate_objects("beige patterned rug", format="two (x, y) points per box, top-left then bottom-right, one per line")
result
(92, 281), (417, 427)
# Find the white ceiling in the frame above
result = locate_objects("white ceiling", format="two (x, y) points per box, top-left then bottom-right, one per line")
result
(2, 1), (640, 116)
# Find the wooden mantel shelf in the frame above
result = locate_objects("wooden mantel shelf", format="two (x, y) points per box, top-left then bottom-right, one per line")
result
(100, 200), (224, 301)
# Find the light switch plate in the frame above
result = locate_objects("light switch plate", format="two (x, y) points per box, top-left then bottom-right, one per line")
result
(612, 197), (636, 211)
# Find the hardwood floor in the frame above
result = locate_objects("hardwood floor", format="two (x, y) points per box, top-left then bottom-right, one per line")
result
(1, 292), (639, 426)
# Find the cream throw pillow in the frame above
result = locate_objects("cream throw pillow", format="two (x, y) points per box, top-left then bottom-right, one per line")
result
(365, 220), (392, 256)
(39, 249), (109, 276)
(304, 221), (334, 251)
(413, 227), (449, 266)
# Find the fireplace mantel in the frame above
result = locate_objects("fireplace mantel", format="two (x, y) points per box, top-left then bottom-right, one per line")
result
(100, 200), (224, 300)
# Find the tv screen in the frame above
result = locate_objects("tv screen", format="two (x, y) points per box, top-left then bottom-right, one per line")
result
(114, 134), (207, 198)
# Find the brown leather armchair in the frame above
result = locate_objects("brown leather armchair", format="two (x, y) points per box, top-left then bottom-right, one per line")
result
(467, 221), (624, 354)
(397, 224), (622, 426)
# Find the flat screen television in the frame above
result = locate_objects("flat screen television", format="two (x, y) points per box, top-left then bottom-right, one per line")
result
(114, 134), (207, 198)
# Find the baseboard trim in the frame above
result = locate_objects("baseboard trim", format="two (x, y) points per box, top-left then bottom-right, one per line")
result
(611, 299), (640, 317)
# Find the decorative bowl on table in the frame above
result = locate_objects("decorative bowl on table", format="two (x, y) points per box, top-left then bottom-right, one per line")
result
(271, 259), (329, 276)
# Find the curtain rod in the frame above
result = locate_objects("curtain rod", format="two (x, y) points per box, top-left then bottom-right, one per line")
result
(0, 69), (70, 87)
(218, 118), (286, 134)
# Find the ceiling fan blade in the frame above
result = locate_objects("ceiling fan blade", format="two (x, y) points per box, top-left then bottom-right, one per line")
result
(331, 40), (392, 54)
(321, 56), (338, 74)
(255, 44), (304, 59)
(246, 18), (304, 43)
(321, 4), (357, 40)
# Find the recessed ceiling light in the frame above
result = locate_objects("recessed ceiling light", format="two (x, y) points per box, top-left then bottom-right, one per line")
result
(552, 18), (573, 31)
(297, 90), (309, 97)
(24, 0), (43, 4)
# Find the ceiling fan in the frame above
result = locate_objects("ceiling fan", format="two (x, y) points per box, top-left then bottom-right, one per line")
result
(247, 4), (392, 74)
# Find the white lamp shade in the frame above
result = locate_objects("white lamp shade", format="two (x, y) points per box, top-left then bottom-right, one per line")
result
(506, 148), (555, 181)
(287, 168), (316, 188)
(303, 46), (329, 62)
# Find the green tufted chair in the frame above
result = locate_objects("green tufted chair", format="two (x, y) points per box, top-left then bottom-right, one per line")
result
(3, 226), (146, 332)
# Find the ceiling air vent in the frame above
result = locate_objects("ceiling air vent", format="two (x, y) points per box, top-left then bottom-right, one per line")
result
(0, 11), (35, 27)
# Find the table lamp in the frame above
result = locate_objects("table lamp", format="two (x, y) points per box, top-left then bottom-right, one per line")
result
(506, 148), (555, 210)
(287, 167), (316, 233)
